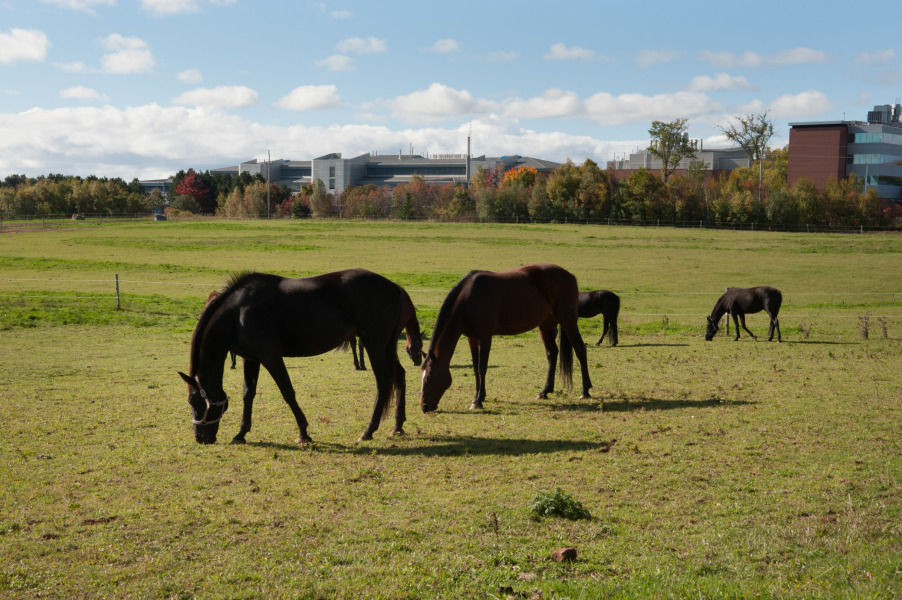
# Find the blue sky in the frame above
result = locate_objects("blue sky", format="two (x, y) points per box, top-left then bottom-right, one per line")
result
(1, 0), (899, 180)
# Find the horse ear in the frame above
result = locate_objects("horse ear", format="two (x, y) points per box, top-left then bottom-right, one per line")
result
(178, 371), (197, 389)
(706, 316), (713, 324)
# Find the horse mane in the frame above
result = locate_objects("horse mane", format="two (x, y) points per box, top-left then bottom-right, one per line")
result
(189, 271), (256, 374)
(427, 270), (481, 355)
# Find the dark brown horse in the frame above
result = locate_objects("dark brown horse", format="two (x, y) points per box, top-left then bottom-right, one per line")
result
(578, 290), (620, 346)
(420, 264), (592, 412)
(179, 269), (413, 444)
(705, 286), (783, 342)
(348, 290), (424, 370)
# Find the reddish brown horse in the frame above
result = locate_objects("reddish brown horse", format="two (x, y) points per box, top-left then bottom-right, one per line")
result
(348, 289), (424, 370)
(180, 269), (412, 444)
(578, 290), (620, 346)
(420, 264), (592, 412)
(705, 286), (782, 342)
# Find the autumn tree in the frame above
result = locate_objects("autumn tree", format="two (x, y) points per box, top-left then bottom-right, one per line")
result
(647, 118), (697, 182)
(718, 111), (775, 201)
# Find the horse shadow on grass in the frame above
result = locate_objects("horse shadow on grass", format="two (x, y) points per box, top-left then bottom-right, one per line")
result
(541, 396), (753, 413)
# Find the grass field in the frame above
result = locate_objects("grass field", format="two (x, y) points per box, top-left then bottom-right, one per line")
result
(1, 220), (900, 599)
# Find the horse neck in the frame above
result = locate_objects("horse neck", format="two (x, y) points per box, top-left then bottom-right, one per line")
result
(191, 307), (232, 387)
(404, 313), (422, 345)
(429, 312), (462, 366)
(710, 297), (728, 321)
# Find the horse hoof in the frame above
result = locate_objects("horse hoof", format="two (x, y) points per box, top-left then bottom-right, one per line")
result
(580, 393), (592, 400)
(230, 437), (246, 445)
(536, 392), (548, 400)
(296, 436), (313, 445)
(358, 433), (373, 442)
(469, 402), (484, 410)
(392, 428), (405, 436)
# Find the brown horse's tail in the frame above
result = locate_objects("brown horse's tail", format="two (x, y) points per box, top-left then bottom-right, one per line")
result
(558, 326), (574, 390)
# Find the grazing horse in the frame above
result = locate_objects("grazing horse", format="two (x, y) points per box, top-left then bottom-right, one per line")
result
(179, 269), (412, 445)
(704, 286), (783, 342)
(577, 290), (620, 346)
(348, 290), (425, 370)
(420, 264), (592, 413)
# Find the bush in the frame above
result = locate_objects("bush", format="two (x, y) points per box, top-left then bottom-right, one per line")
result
(529, 488), (591, 520)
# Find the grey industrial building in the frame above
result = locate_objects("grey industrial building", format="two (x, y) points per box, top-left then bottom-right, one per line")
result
(143, 151), (561, 196)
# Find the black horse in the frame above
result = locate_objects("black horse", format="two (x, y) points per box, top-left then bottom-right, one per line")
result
(704, 286), (782, 342)
(577, 290), (620, 346)
(349, 289), (424, 370)
(179, 269), (413, 444)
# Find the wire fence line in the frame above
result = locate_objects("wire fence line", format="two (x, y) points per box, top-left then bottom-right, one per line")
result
(1, 276), (900, 321)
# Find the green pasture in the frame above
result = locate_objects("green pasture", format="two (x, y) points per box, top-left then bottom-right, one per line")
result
(1, 220), (900, 599)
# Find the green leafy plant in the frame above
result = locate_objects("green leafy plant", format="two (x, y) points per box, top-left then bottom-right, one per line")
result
(529, 488), (591, 520)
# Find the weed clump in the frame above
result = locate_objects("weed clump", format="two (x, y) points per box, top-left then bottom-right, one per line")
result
(529, 488), (591, 520)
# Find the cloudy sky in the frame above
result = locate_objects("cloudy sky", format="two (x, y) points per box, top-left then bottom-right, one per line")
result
(1, 0), (899, 180)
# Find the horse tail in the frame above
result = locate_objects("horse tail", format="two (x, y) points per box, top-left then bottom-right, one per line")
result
(558, 325), (574, 390)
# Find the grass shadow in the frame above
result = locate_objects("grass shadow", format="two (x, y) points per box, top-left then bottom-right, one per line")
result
(599, 397), (753, 412)
(242, 432), (615, 457)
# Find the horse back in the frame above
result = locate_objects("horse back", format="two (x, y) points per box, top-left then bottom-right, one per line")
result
(461, 264), (578, 335)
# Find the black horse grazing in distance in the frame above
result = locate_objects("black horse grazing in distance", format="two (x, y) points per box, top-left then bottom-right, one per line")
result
(348, 289), (424, 370)
(705, 286), (783, 342)
(577, 290), (620, 346)
(420, 264), (592, 413)
(179, 269), (412, 445)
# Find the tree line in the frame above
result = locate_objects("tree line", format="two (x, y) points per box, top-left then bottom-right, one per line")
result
(1, 111), (898, 228)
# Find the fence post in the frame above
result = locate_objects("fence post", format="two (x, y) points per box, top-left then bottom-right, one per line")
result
(115, 274), (121, 310)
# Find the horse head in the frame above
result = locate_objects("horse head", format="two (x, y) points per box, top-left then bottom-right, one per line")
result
(704, 315), (719, 341)
(419, 352), (451, 413)
(406, 331), (425, 366)
(179, 371), (229, 444)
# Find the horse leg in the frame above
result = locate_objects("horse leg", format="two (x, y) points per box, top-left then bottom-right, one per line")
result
(561, 320), (593, 399)
(767, 313), (782, 342)
(739, 314), (757, 340)
(597, 316), (609, 346)
(469, 335), (491, 409)
(263, 357), (311, 444)
(359, 347), (397, 440)
(611, 315), (619, 347)
(231, 359), (260, 444)
(352, 337), (366, 370)
(391, 360), (406, 435)
(537, 323), (558, 399)
(731, 313), (741, 340)
(229, 351), (237, 370)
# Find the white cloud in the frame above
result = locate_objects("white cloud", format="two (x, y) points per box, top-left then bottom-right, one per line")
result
(331, 9), (352, 18)
(140, 0), (235, 16)
(317, 55), (354, 71)
(544, 43), (595, 62)
(0, 29), (50, 64)
(430, 39), (459, 54)
(336, 36), (386, 54)
(276, 85), (343, 111)
(636, 49), (680, 68)
(686, 73), (754, 92)
(388, 83), (497, 124)
(172, 85), (259, 108)
(700, 47), (828, 68)
(484, 50), (518, 63)
(177, 68), (203, 84)
(767, 90), (834, 119)
(584, 91), (720, 126)
(0, 102), (650, 179)
(55, 61), (87, 73)
(100, 34), (155, 74)
(38, 0), (115, 13)
(503, 89), (583, 120)
(60, 85), (110, 102)
(856, 49), (895, 65)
